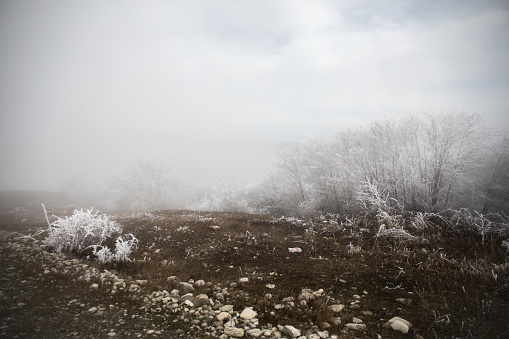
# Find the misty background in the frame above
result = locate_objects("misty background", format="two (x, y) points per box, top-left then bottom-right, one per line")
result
(1, 1), (508, 200)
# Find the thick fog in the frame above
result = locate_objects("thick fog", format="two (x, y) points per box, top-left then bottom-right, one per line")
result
(1, 0), (509, 193)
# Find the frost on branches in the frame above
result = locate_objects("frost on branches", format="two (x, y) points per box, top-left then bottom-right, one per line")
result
(39, 204), (138, 264)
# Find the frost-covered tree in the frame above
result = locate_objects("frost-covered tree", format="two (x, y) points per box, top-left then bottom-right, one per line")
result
(197, 181), (253, 213)
(256, 111), (503, 216)
(111, 155), (176, 212)
(480, 132), (509, 214)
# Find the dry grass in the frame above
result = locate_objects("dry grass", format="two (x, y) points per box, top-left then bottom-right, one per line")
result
(1, 192), (508, 338)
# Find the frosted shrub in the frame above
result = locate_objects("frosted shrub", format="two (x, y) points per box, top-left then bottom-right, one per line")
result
(39, 204), (138, 263)
(90, 234), (138, 264)
(92, 246), (115, 264)
(376, 224), (415, 241)
(40, 204), (121, 253)
(112, 234), (138, 262)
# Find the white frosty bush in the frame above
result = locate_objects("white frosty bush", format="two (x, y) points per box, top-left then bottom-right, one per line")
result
(40, 204), (121, 253)
(90, 234), (138, 264)
(376, 224), (415, 241)
(39, 204), (138, 263)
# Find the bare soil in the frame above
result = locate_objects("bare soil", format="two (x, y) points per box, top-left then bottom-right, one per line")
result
(1, 191), (508, 338)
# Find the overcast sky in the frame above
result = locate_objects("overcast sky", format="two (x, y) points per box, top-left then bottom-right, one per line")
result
(1, 0), (508, 191)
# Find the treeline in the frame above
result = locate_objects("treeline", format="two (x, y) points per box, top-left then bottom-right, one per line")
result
(106, 111), (508, 216)
(210, 111), (509, 216)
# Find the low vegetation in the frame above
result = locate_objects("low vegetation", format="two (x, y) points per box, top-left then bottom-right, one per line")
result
(1, 190), (507, 338)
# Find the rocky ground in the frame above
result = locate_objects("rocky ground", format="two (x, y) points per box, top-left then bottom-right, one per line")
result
(0, 191), (508, 338)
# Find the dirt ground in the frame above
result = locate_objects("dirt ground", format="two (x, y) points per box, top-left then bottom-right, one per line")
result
(1, 191), (508, 338)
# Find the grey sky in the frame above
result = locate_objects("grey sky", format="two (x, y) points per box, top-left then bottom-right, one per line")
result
(1, 0), (508, 191)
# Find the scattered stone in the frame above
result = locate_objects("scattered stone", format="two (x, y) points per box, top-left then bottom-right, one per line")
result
(320, 322), (331, 330)
(146, 329), (155, 334)
(179, 282), (194, 293)
(383, 317), (413, 334)
(266, 284), (276, 289)
(179, 293), (197, 306)
(239, 277), (249, 284)
(352, 317), (363, 324)
(345, 323), (366, 331)
(88, 307), (98, 313)
(240, 307), (257, 320)
(129, 284), (139, 292)
(210, 225), (220, 230)
(220, 305), (234, 312)
(396, 298), (412, 306)
(224, 326), (245, 337)
(330, 317), (341, 326)
(195, 294), (209, 306)
(90, 283), (99, 289)
(298, 290), (314, 302)
(282, 325), (301, 338)
(328, 304), (345, 313)
(107, 332), (116, 337)
(217, 312), (231, 321)
(246, 328), (263, 337)
(194, 279), (206, 287)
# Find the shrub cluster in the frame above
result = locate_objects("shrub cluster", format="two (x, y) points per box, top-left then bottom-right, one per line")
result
(39, 204), (138, 264)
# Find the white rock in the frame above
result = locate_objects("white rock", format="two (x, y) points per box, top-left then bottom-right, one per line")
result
(196, 294), (209, 306)
(88, 307), (98, 313)
(220, 305), (234, 312)
(328, 304), (345, 313)
(352, 317), (363, 323)
(239, 277), (249, 283)
(195, 279), (206, 287)
(107, 332), (116, 336)
(217, 312), (231, 321)
(383, 317), (413, 334)
(90, 283), (99, 289)
(345, 323), (366, 330)
(391, 320), (409, 334)
(224, 326), (245, 337)
(396, 298), (412, 306)
(240, 307), (257, 320)
(180, 282), (194, 293)
(246, 328), (263, 337)
(282, 325), (301, 338)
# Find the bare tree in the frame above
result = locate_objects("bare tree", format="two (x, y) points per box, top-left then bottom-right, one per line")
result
(481, 132), (509, 214)
(111, 154), (175, 212)
(259, 111), (498, 216)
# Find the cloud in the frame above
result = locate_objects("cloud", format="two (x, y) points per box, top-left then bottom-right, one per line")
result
(0, 0), (508, 191)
